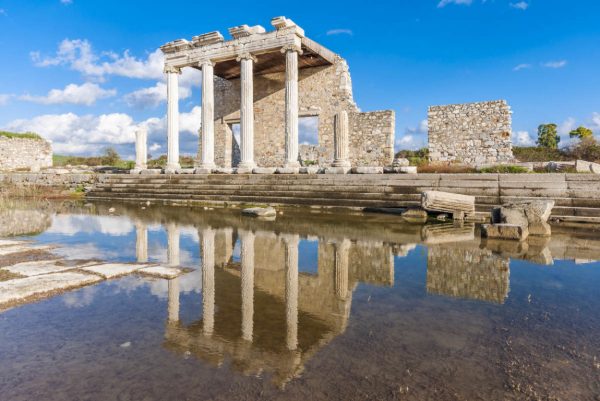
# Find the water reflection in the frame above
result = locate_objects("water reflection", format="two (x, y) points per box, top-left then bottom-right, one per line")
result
(1, 202), (600, 398)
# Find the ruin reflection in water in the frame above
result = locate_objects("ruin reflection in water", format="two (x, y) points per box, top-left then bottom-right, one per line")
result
(1, 202), (600, 399)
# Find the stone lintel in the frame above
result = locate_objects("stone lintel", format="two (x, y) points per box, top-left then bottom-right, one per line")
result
(192, 31), (224, 47)
(160, 39), (193, 54)
(228, 24), (266, 39)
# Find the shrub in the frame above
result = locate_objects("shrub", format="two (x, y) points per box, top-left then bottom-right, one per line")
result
(395, 148), (429, 166)
(567, 137), (600, 162)
(479, 165), (529, 174)
(0, 130), (43, 140)
(416, 162), (476, 174)
(513, 146), (568, 162)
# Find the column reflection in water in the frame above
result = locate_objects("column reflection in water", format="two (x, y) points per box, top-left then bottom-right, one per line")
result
(167, 223), (180, 267)
(168, 276), (180, 323)
(201, 227), (216, 336)
(135, 220), (148, 263)
(283, 234), (299, 351)
(334, 239), (350, 300)
(240, 229), (255, 342)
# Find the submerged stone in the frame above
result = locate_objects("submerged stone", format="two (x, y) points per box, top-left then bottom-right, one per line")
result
(241, 207), (277, 217)
(81, 263), (151, 279)
(481, 224), (528, 241)
(138, 266), (184, 279)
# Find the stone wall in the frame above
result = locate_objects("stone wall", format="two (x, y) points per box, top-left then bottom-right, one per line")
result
(0, 137), (52, 171)
(0, 209), (52, 237)
(428, 100), (513, 165)
(0, 172), (97, 190)
(212, 57), (394, 168)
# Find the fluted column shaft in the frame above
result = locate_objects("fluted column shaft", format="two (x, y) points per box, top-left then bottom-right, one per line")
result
(201, 227), (215, 336)
(135, 221), (148, 263)
(165, 66), (181, 172)
(284, 47), (300, 168)
(284, 234), (299, 350)
(332, 110), (350, 167)
(135, 127), (147, 170)
(199, 61), (216, 169)
(334, 239), (351, 299)
(168, 277), (180, 323)
(167, 223), (180, 267)
(240, 230), (255, 341)
(238, 55), (255, 169)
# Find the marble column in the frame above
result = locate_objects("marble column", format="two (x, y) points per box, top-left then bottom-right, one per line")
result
(165, 65), (181, 173)
(237, 53), (256, 170)
(283, 46), (301, 169)
(198, 60), (216, 171)
(284, 234), (299, 350)
(167, 223), (180, 267)
(134, 126), (147, 171)
(135, 221), (148, 263)
(332, 110), (351, 168)
(201, 227), (215, 336)
(334, 239), (351, 299)
(240, 229), (255, 341)
(168, 277), (180, 323)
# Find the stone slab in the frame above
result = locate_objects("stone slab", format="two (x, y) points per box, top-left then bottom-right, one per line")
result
(2, 260), (100, 277)
(242, 207), (277, 217)
(351, 167), (383, 174)
(0, 244), (54, 256)
(194, 167), (213, 174)
(235, 167), (254, 174)
(0, 239), (28, 247)
(323, 166), (350, 174)
(253, 167), (277, 174)
(576, 160), (600, 174)
(275, 167), (300, 174)
(299, 166), (320, 174)
(140, 169), (162, 175)
(213, 168), (234, 174)
(138, 266), (184, 279)
(81, 263), (151, 279)
(0, 272), (103, 308)
(384, 166), (418, 174)
(481, 224), (528, 241)
(176, 168), (196, 174)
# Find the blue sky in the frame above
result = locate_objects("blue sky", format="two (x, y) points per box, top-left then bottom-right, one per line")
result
(0, 0), (599, 158)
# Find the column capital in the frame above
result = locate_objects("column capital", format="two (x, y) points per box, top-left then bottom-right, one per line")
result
(236, 52), (257, 63)
(198, 59), (216, 68)
(281, 44), (303, 55)
(164, 65), (182, 74)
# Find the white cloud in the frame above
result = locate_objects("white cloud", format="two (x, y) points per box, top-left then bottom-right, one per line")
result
(590, 112), (600, 134)
(438, 0), (473, 7)
(124, 81), (192, 109)
(512, 130), (535, 146)
(542, 60), (567, 69)
(513, 63), (532, 71)
(48, 215), (134, 236)
(0, 94), (10, 106)
(326, 29), (353, 36)
(32, 39), (164, 80)
(299, 116), (319, 144)
(20, 82), (116, 106)
(510, 1), (529, 10)
(558, 117), (576, 136)
(149, 143), (161, 152)
(3, 106), (201, 155)
(396, 119), (428, 150)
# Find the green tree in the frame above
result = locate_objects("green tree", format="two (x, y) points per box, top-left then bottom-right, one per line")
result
(536, 123), (560, 149)
(101, 147), (121, 166)
(569, 126), (594, 140)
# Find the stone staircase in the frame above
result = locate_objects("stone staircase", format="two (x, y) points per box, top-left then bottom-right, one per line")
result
(86, 173), (600, 223)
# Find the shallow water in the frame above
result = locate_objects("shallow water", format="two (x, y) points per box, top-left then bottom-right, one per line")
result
(1, 201), (599, 400)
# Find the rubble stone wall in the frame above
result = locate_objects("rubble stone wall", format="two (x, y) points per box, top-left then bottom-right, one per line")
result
(212, 57), (394, 168)
(0, 137), (52, 171)
(428, 100), (513, 165)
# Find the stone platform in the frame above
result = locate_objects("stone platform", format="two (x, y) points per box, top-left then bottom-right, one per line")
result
(85, 173), (600, 223)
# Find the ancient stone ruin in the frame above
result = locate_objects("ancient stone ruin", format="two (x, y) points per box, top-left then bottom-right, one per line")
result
(428, 100), (514, 166)
(0, 135), (52, 172)
(155, 16), (395, 174)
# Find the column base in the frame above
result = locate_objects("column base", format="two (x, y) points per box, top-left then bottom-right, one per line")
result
(165, 163), (181, 174)
(194, 167), (214, 174)
(283, 161), (301, 169)
(324, 166), (351, 174)
(331, 160), (351, 168)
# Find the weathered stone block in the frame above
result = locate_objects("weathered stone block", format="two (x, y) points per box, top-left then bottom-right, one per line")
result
(351, 167), (383, 174)
(253, 167), (277, 174)
(242, 207), (276, 217)
(482, 224), (528, 241)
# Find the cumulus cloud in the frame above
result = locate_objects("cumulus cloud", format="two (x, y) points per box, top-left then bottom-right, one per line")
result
(20, 82), (116, 106)
(47, 215), (134, 236)
(396, 119), (428, 150)
(124, 81), (192, 109)
(299, 116), (319, 144)
(326, 29), (353, 36)
(591, 112), (600, 134)
(513, 63), (532, 71)
(512, 130), (535, 146)
(2, 106), (201, 155)
(438, 0), (473, 7)
(31, 39), (164, 80)
(509, 1), (529, 10)
(542, 60), (567, 69)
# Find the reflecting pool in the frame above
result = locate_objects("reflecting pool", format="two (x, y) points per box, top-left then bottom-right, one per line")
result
(0, 201), (599, 400)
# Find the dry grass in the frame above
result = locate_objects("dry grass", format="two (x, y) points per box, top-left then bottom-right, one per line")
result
(416, 163), (477, 174)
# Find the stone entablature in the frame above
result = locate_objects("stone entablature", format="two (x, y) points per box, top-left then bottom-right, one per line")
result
(0, 136), (52, 171)
(157, 16), (395, 173)
(428, 100), (513, 166)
